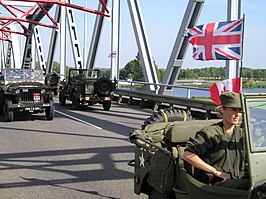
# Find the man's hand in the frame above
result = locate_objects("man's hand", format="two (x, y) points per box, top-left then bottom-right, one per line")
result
(213, 170), (231, 181)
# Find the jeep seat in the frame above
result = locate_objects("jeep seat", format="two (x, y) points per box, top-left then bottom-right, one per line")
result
(175, 169), (248, 199)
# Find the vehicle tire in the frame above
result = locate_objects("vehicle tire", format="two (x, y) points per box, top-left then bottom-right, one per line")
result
(45, 73), (59, 87)
(53, 88), (58, 96)
(142, 107), (192, 129)
(72, 93), (80, 110)
(103, 101), (111, 111)
(4, 99), (14, 122)
(251, 183), (266, 199)
(45, 99), (55, 120)
(0, 102), (3, 115)
(95, 78), (113, 97)
(59, 91), (66, 106)
(148, 189), (170, 199)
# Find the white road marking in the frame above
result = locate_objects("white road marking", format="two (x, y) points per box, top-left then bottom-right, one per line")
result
(55, 110), (103, 129)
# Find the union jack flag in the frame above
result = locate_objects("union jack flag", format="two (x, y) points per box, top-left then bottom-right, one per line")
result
(188, 18), (243, 61)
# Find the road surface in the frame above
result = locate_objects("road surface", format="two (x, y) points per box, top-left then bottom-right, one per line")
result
(0, 97), (152, 199)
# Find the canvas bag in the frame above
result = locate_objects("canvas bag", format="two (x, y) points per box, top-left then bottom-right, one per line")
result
(148, 150), (175, 194)
(129, 122), (175, 145)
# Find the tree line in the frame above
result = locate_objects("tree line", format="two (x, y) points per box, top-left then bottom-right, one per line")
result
(178, 67), (266, 80)
(100, 54), (266, 81)
(45, 55), (266, 82)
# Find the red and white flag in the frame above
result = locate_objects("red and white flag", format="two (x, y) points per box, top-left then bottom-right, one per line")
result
(209, 77), (242, 104)
(108, 51), (117, 58)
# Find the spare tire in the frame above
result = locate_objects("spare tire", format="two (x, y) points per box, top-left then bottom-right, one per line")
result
(251, 183), (266, 199)
(95, 78), (113, 97)
(142, 107), (193, 129)
(45, 73), (59, 87)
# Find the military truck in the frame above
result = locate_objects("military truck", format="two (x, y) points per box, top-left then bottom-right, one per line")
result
(129, 92), (266, 199)
(0, 69), (57, 122)
(59, 68), (115, 111)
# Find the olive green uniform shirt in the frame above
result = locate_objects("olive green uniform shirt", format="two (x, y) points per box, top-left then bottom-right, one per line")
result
(185, 121), (246, 179)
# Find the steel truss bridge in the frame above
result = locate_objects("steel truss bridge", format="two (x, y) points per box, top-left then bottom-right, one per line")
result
(0, 0), (242, 115)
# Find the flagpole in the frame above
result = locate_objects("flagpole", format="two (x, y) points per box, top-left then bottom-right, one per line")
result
(240, 14), (245, 79)
(239, 14), (245, 91)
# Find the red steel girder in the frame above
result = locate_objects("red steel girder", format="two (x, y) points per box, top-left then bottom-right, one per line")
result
(0, 0), (110, 40)
(0, 27), (11, 40)
(3, 0), (109, 16)
(0, 2), (36, 37)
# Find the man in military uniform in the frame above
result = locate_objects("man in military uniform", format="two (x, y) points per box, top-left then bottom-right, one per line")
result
(182, 92), (249, 190)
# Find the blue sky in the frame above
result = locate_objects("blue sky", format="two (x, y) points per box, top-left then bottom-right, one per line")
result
(1, 1), (265, 70)
(103, 0), (265, 70)
(115, 0), (265, 69)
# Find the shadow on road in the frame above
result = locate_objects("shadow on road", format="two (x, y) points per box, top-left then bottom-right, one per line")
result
(0, 144), (135, 198)
(0, 101), (148, 198)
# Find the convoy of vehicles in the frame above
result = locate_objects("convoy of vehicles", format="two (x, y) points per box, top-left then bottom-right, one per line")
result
(129, 93), (266, 199)
(0, 69), (58, 122)
(0, 67), (115, 122)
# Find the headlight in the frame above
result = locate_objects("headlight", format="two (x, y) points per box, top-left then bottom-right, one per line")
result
(41, 89), (46, 94)
(15, 89), (20, 94)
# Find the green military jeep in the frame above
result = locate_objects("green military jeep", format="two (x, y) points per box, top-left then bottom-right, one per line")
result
(0, 69), (56, 122)
(129, 93), (266, 199)
(59, 68), (115, 111)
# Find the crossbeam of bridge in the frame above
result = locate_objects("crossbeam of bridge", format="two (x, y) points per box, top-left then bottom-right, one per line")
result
(0, 0), (241, 87)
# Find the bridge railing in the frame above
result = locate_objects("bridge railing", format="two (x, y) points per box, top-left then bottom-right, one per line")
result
(116, 79), (210, 99)
(113, 80), (217, 119)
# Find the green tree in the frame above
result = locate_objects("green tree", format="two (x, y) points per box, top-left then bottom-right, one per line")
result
(243, 79), (255, 88)
(119, 52), (165, 82)
(157, 68), (165, 82)
(51, 61), (60, 74)
(119, 68), (129, 80)
(120, 53), (144, 81)
(99, 68), (111, 77)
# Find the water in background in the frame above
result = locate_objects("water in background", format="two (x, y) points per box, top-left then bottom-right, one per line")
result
(173, 88), (266, 98)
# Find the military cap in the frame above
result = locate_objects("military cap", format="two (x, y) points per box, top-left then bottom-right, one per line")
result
(220, 92), (241, 108)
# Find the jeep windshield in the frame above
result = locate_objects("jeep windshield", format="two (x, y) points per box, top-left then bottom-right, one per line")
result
(2, 69), (44, 84)
(69, 69), (99, 78)
(246, 97), (266, 151)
